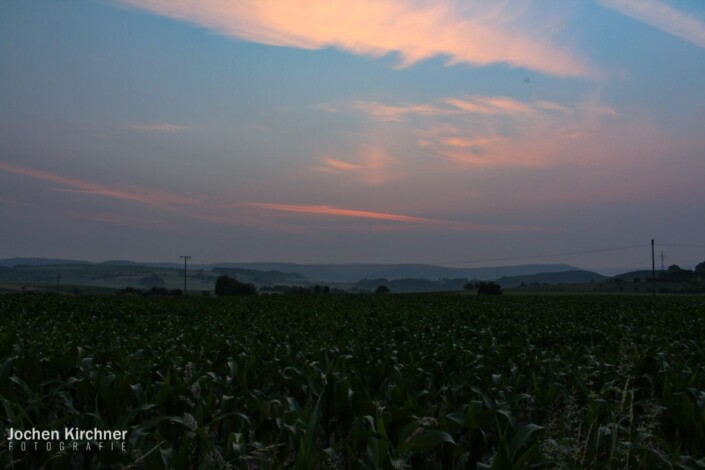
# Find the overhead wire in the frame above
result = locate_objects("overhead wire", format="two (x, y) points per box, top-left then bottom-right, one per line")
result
(177, 242), (702, 267)
(430, 244), (650, 266)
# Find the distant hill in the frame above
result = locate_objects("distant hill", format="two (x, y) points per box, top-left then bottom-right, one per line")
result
(0, 257), (91, 267)
(211, 267), (305, 285)
(222, 262), (582, 283)
(0, 262), (305, 293)
(605, 265), (705, 294)
(497, 270), (608, 289)
(0, 257), (611, 293)
(352, 270), (608, 293)
(612, 270), (654, 281)
(98, 259), (141, 266)
(352, 278), (470, 293)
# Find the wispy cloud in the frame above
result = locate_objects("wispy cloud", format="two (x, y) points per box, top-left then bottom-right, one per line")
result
(317, 158), (367, 173)
(327, 96), (574, 122)
(444, 96), (571, 117)
(0, 162), (293, 231)
(320, 94), (616, 168)
(314, 146), (394, 185)
(124, 122), (192, 132)
(598, 0), (705, 48)
(346, 101), (457, 122)
(0, 162), (200, 207)
(1, 162), (538, 233)
(244, 202), (547, 232)
(118, 0), (598, 77)
(244, 202), (436, 224)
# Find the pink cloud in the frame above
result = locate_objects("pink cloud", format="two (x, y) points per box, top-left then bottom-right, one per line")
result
(315, 146), (395, 185)
(0, 162), (307, 232)
(0, 161), (565, 235)
(440, 137), (504, 150)
(0, 162), (201, 208)
(446, 97), (534, 116)
(317, 158), (367, 173)
(323, 94), (618, 168)
(328, 95), (576, 122)
(244, 202), (433, 224)
(118, 0), (598, 77)
(347, 100), (458, 122)
(244, 202), (546, 233)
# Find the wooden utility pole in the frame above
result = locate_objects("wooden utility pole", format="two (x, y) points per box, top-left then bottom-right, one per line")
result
(180, 256), (191, 295)
(651, 240), (656, 297)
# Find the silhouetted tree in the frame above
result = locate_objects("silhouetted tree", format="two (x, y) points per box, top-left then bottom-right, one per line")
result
(375, 285), (390, 294)
(614, 278), (625, 291)
(215, 275), (257, 296)
(477, 281), (502, 295)
(118, 287), (141, 296)
(665, 265), (693, 282)
(140, 274), (166, 288)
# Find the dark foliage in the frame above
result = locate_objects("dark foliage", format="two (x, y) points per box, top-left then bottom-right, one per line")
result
(214, 275), (257, 296)
(477, 281), (502, 295)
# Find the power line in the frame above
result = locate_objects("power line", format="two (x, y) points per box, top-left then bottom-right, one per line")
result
(660, 243), (705, 249)
(171, 241), (701, 270)
(434, 244), (649, 266)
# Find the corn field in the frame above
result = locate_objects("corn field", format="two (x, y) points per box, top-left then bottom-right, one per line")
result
(0, 294), (704, 468)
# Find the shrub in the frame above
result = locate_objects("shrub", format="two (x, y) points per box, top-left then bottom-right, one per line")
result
(477, 281), (502, 295)
(214, 275), (257, 296)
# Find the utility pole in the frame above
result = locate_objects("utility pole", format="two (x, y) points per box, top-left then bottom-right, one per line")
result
(651, 240), (656, 297)
(180, 256), (191, 295)
(57, 272), (61, 294)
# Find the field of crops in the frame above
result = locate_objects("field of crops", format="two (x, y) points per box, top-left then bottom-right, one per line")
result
(1, 294), (704, 468)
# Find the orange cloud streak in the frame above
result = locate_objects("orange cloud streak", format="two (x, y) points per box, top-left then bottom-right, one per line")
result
(317, 158), (366, 172)
(0, 162), (302, 231)
(118, 0), (598, 77)
(244, 202), (434, 224)
(0, 162), (200, 207)
(244, 202), (544, 233)
(0, 163), (548, 233)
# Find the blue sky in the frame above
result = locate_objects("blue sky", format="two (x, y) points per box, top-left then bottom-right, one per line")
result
(1, 0), (704, 270)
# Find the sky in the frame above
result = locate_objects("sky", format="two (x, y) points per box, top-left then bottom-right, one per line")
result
(1, 0), (704, 271)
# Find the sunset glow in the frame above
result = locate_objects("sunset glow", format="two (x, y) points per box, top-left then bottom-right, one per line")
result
(1, 0), (703, 268)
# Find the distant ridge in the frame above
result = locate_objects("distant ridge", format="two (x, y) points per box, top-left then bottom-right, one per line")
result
(98, 260), (141, 266)
(0, 257), (91, 268)
(497, 270), (608, 288)
(0, 257), (610, 284)
(215, 262), (583, 283)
